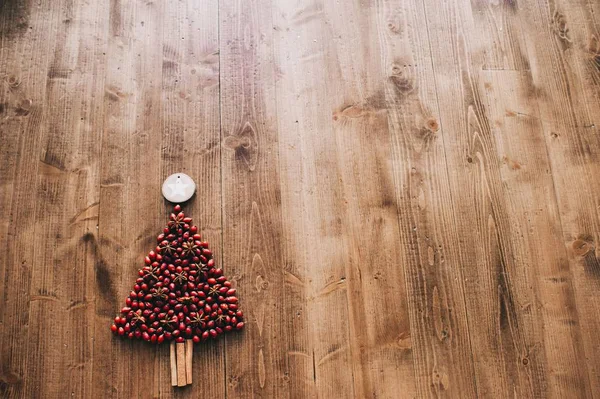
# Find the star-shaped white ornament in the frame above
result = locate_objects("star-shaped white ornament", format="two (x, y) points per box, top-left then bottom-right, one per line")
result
(168, 179), (189, 197)
(162, 173), (196, 203)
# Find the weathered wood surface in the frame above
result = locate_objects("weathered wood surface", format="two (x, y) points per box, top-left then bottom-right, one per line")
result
(0, 0), (597, 397)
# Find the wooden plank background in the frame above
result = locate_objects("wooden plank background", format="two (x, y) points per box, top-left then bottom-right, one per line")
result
(0, 0), (598, 397)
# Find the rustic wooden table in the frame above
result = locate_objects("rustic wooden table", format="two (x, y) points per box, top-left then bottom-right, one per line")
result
(0, 0), (598, 397)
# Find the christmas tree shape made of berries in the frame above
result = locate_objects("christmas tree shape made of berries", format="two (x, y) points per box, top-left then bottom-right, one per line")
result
(111, 204), (244, 387)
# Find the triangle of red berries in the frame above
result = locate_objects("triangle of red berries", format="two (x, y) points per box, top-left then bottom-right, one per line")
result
(111, 204), (244, 344)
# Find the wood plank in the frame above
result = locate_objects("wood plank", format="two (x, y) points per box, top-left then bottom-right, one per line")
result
(274, 0), (473, 396)
(219, 0), (289, 397)
(0, 1), (97, 397)
(0, 0), (42, 395)
(22, 0), (109, 397)
(93, 0), (165, 397)
(421, 0), (573, 396)
(459, 2), (592, 396)
(160, 0), (224, 396)
(374, 0), (480, 396)
(322, 2), (422, 396)
(518, 0), (600, 393)
(478, 69), (590, 397)
(270, 1), (360, 397)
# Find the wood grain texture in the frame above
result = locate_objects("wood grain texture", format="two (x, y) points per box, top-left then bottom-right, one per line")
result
(272, 2), (353, 396)
(0, 0), (599, 397)
(272, 0), (418, 397)
(423, 0), (589, 396)
(518, 0), (600, 393)
(376, 0), (478, 396)
(219, 0), (289, 397)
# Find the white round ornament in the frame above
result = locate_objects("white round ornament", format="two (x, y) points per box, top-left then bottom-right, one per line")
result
(162, 173), (196, 203)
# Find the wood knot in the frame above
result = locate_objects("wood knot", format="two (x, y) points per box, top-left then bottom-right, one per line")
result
(16, 98), (32, 115)
(227, 375), (239, 388)
(387, 22), (399, 34)
(572, 239), (593, 257)
(105, 85), (129, 102)
(255, 275), (269, 292)
(396, 331), (411, 349)
(223, 135), (251, 151)
(432, 369), (449, 390)
(389, 70), (414, 94)
(7, 75), (21, 88)
(0, 370), (23, 385)
(502, 155), (521, 170)
(552, 11), (571, 43)
(522, 357), (529, 366)
(426, 118), (439, 132)
(335, 105), (366, 119)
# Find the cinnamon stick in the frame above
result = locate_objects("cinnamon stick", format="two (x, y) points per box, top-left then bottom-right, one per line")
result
(185, 339), (193, 384)
(170, 342), (177, 386)
(176, 342), (187, 387)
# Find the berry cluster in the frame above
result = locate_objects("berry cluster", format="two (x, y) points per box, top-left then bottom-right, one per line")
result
(111, 205), (244, 344)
